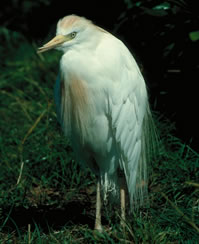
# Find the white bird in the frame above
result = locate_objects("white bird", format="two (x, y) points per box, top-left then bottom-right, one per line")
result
(38, 14), (156, 231)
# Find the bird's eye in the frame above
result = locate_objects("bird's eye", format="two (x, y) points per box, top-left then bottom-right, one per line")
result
(70, 32), (77, 38)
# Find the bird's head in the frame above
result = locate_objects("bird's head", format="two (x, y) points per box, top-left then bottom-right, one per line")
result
(38, 15), (99, 53)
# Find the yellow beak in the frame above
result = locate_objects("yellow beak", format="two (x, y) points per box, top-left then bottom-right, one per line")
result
(37, 35), (68, 53)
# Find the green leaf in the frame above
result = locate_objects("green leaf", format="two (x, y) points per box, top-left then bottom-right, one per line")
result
(143, 8), (168, 17)
(189, 31), (199, 41)
(153, 2), (170, 10)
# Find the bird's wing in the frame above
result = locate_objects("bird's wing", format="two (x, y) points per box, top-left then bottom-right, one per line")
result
(106, 41), (149, 207)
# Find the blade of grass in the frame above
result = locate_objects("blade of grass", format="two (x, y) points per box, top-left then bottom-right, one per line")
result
(1, 90), (32, 122)
(17, 108), (49, 185)
(0, 205), (14, 232)
(161, 192), (199, 233)
(185, 182), (199, 188)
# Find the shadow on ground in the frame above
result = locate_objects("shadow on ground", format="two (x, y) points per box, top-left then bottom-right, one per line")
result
(2, 200), (96, 233)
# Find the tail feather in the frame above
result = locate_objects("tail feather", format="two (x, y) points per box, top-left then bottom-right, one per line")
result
(132, 103), (157, 208)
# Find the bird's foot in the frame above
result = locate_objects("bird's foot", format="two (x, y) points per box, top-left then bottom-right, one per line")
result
(120, 218), (126, 230)
(94, 224), (103, 233)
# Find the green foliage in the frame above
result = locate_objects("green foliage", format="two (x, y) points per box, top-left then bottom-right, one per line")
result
(0, 24), (199, 243)
(189, 31), (199, 42)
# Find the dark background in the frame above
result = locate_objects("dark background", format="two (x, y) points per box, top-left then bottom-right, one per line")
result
(1, 0), (199, 151)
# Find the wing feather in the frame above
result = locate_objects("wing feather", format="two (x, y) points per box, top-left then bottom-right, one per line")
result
(107, 42), (152, 208)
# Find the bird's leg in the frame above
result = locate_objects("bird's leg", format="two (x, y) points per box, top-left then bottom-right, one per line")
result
(94, 180), (103, 232)
(120, 177), (126, 227)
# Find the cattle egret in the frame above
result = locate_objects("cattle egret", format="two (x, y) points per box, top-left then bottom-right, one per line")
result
(38, 15), (156, 231)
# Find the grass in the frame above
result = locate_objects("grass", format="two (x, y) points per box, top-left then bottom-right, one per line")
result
(0, 28), (199, 243)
